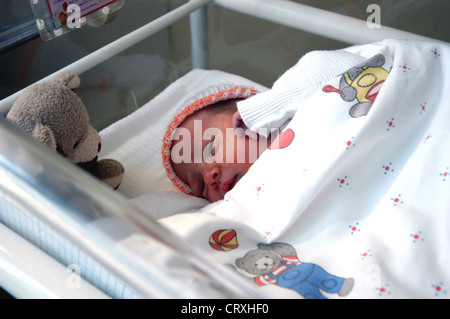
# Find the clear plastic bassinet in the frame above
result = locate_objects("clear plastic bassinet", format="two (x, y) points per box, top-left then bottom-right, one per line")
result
(0, 0), (447, 299)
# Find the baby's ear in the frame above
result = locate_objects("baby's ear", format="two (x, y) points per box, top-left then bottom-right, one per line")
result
(33, 123), (57, 150)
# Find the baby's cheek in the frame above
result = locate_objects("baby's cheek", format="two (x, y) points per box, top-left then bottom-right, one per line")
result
(221, 131), (262, 165)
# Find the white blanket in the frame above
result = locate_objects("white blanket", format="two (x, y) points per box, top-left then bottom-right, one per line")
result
(107, 39), (450, 299)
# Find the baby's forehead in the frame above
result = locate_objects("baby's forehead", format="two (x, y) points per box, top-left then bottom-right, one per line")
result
(169, 99), (239, 148)
(186, 106), (213, 122)
(169, 111), (210, 155)
(180, 100), (236, 127)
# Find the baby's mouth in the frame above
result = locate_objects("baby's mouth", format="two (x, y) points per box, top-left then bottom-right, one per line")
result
(222, 175), (238, 193)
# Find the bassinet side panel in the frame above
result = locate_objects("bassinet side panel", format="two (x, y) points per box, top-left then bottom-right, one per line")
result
(0, 192), (138, 299)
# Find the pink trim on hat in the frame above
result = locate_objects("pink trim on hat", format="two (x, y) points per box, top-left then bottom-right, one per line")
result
(162, 86), (258, 196)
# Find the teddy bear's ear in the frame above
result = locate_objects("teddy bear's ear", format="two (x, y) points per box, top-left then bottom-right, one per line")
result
(235, 258), (245, 269)
(33, 123), (57, 150)
(51, 71), (80, 90)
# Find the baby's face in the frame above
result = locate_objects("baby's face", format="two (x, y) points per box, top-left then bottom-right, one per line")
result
(170, 102), (268, 202)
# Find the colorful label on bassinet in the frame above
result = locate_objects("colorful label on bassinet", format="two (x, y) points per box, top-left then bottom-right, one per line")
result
(46, 0), (116, 27)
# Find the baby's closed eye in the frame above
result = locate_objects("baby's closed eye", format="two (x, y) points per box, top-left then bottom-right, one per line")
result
(203, 136), (217, 162)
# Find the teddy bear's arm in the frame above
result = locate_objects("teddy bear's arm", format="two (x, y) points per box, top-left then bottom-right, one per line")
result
(33, 123), (57, 150)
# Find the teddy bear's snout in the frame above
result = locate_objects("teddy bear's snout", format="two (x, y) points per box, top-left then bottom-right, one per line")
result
(69, 126), (102, 163)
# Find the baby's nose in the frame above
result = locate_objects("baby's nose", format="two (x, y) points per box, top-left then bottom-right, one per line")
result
(203, 167), (220, 185)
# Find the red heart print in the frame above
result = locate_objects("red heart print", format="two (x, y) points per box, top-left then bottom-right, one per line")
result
(268, 129), (295, 150)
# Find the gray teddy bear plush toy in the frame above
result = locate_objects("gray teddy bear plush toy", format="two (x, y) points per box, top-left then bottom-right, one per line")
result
(6, 71), (124, 189)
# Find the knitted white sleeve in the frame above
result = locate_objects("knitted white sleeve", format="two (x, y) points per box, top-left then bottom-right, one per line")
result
(237, 49), (366, 137)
